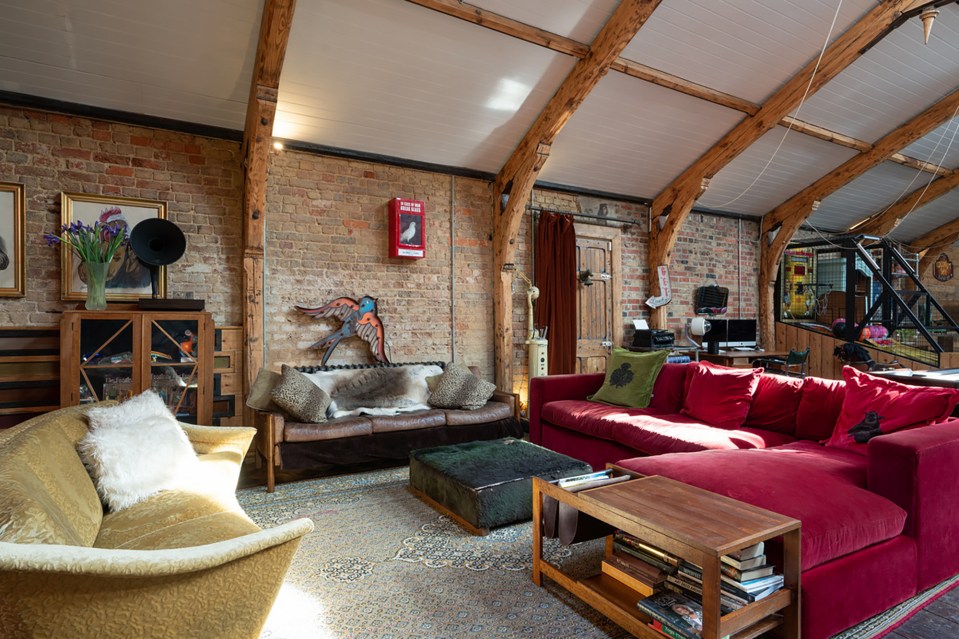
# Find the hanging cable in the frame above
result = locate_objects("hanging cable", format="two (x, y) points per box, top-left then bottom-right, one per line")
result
(709, 0), (845, 209)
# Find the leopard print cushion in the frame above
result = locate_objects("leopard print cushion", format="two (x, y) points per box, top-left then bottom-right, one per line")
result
(270, 365), (331, 423)
(427, 362), (495, 410)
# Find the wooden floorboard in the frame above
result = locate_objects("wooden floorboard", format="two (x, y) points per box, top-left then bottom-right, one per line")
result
(886, 585), (959, 639)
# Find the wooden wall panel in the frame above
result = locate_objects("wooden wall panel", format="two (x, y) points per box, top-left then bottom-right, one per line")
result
(775, 322), (955, 379)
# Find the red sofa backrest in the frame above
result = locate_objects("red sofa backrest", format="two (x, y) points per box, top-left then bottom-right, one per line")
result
(743, 374), (805, 435)
(796, 376), (847, 441)
(648, 363), (689, 412)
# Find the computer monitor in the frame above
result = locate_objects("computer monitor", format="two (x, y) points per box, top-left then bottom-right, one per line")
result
(726, 319), (758, 348)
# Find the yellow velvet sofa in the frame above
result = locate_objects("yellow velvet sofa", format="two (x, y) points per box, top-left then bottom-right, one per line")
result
(0, 404), (314, 639)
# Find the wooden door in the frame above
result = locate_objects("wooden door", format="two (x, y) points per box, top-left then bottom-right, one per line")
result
(574, 223), (622, 373)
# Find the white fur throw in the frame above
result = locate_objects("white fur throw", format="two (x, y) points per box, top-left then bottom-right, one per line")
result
(78, 390), (200, 512)
(305, 364), (442, 418)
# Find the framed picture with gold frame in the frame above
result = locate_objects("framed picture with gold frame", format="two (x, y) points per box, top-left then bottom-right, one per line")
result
(61, 193), (168, 302)
(0, 182), (25, 297)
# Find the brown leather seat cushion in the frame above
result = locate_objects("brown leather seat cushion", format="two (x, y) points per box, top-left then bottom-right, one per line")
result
(445, 401), (511, 425)
(368, 409), (446, 433)
(283, 416), (372, 442)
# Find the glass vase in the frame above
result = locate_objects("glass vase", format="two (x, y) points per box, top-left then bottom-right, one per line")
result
(83, 261), (109, 311)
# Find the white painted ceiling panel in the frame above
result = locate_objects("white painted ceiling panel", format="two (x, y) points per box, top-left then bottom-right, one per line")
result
(900, 117), (959, 172)
(468, 0), (618, 43)
(811, 162), (933, 232)
(697, 126), (859, 216)
(888, 189), (959, 245)
(539, 71), (744, 199)
(0, 0), (260, 128)
(795, 5), (959, 142)
(621, 0), (875, 104)
(277, 0), (574, 172)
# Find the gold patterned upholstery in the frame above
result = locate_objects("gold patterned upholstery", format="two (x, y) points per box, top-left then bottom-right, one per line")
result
(0, 404), (314, 639)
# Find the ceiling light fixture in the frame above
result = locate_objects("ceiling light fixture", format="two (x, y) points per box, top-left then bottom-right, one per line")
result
(920, 6), (939, 44)
(272, 141), (284, 151)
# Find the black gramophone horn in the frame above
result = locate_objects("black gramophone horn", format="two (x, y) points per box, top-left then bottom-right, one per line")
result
(130, 219), (186, 299)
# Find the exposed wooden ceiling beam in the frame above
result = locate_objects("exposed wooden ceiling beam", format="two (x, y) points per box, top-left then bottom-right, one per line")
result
(762, 89), (959, 236)
(647, 0), (927, 329)
(852, 168), (959, 237)
(911, 217), (959, 255)
(757, 87), (959, 347)
(403, 0), (944, 178)
(241, 0), (296, 409)
(490, 0), (661, 389)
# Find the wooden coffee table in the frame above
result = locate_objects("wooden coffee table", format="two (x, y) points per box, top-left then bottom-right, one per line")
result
(532, 472), (801, 639)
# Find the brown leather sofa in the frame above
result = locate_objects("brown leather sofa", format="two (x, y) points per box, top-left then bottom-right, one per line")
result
(253, 363), (521, 492)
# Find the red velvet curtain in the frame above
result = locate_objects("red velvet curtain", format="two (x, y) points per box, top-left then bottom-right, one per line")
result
(534, 212), (577, 374)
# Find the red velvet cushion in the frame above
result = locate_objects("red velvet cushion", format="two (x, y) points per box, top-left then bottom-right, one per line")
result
(616, 442), (905, 571)
(795, 376), (846, 441)
(743, 374), (804, 435)
(824, 367), (959, 454)
(681, 362), (762, 429)
(648, 363), (689, 413)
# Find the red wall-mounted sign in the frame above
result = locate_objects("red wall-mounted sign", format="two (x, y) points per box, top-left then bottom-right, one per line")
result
(388, 198), (425, 259)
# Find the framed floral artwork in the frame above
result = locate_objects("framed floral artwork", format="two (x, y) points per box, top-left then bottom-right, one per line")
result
(60, 193), (168, 301)
(0, 182), (25, 297)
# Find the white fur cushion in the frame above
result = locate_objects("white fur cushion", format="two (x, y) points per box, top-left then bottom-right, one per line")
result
(78, 390), (201, 512)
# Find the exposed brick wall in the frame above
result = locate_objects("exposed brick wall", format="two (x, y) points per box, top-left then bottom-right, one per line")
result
(262, 150), (496, 378)
(507, 189), (761, 400)
(922, 245), (959, 319)
(0, 104), (765, 398)
(0, 106), (243, 327)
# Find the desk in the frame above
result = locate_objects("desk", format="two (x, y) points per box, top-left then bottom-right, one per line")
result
(870, 368), (959, 389)
(699, 350), (788, 368)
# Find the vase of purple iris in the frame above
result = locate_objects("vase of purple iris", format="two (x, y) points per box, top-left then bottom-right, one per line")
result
(45, 215), (128, 310)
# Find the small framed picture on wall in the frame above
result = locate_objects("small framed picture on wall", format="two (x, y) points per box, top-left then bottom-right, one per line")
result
(0, 182), (25, 297)
(60, 193), (168, 301)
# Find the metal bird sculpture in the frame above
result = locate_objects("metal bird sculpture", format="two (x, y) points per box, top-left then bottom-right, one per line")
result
(295, 295), (389, 365)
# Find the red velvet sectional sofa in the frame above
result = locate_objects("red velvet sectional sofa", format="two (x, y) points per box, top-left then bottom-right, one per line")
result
(529, 361), (959, 639)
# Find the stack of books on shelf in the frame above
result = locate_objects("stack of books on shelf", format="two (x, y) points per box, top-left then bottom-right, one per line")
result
(600, 532), (675, 597)
(719, 541), (784, 602)
(638, 590), (728, 639)
(658, 541), (783, 619)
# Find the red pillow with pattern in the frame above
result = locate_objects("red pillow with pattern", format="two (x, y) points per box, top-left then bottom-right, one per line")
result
(824, 366), (959, 454)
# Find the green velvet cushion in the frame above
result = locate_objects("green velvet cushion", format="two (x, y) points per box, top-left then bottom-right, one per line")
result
(588, 348), (669, 408)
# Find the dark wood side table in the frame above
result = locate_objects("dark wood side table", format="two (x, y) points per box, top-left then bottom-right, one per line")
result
(532, 473), (801, 639)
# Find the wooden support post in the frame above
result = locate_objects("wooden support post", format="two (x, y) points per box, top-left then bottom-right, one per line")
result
(490, 0), (661, 389)
(240, 0), (296, 421)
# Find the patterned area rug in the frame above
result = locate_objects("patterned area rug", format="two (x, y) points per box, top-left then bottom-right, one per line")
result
(238, 468), (957, 639)
(239, 467), (629, 639)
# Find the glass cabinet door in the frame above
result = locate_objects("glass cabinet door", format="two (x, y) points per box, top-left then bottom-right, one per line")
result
(148, 317), (200, 423)
(78, 318), (136, 403)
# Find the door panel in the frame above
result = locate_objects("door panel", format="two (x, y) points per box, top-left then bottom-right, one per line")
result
(575, 225), (621, 374)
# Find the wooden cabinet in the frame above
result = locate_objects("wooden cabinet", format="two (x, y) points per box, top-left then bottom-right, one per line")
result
(60, 310), (214, 424)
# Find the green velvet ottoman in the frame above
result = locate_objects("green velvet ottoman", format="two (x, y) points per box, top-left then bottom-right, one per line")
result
(408, 437), (592, 535)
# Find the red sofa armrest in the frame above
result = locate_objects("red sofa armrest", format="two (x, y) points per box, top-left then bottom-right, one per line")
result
(867, 419), (959, 589)
(528, 373), (605, 445)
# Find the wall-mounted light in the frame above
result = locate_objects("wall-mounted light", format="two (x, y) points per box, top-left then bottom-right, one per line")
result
(272, 141), (285, 152)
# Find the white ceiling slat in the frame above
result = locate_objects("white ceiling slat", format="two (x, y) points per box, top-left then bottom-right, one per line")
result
(695, 125), (860, 216)
(811, 161), (935, 232)
(539, 71), (745, 199)
(620, 0), (876, 104)
(467, 0), (619, 43)
(888, 189), (959, 244)
(796, 6), (959, 143)
(277, 0), (574, 172)
(900, 117), (959, 172)
(0, 0), (261, 128)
